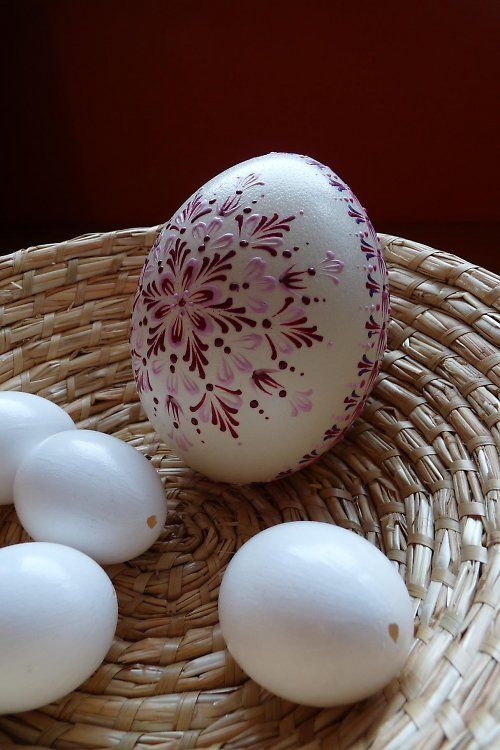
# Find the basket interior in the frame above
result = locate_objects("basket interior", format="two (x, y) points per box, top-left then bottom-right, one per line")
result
(0, 230), (498, 750)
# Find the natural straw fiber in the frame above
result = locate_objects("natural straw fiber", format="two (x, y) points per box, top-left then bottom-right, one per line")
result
(0, 230), (498, 750)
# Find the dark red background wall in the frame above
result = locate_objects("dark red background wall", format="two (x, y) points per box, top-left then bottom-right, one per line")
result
(3, 1), (499, 265)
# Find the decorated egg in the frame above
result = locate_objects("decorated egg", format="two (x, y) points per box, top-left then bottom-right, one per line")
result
(131, 153), (389, 483)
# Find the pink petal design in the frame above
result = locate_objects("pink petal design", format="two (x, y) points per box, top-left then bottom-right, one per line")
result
(259, 275), (276, 291)
(217, 357), (235, 384)
(206, 217), (224, 235)
(161, 233), (176, 255)
(152, 359), (165, 376)
(239, 258), (277, 312)
(276, 337), (295, 354)
(166, 373), (178, 393)
(241, 214), (261, 235)
(131, 328), (145, 350)
(289, 389), (313, 417)
(244, 257), (267, 282)
(279, 303), (306, 325)
(231, 351), (253, 372)
(191, 222), (208, 241)
(197, 396), (211, 424)
(244, 258), (277, 291)
(219, 388), (243, 410)
(238, 333), (262, 350)
(182, 373), (200, 394)
(247, 295), (268, 313)
(142, 261), (154, 278)
(176, 432), (193, 451)
(320, 251), (344, 284)
(192, 218), (234, 250)
(256, 236), (283, 250)
(168, 428), (193, 452)
(192, 217), (223, 240)
(211, 233), (234, 250)
(217, 193), (241, 217)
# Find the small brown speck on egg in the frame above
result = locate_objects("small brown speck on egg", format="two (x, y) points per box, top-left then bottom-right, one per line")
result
(147, 515), (157, 529)
(388, 623), (399, 642)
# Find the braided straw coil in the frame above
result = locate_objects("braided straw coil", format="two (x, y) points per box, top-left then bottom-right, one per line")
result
(0, 230), (498, 750)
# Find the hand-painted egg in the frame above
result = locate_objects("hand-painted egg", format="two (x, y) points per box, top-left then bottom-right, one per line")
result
(219, 522), (413, 706)
(0, 542), (117, 713)
(0, 391), (75, 505)
(131, 153), (389, 483)
(14, 430), (167, 565)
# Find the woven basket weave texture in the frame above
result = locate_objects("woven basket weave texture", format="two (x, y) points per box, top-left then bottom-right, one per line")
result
(0, 230), (498, 750)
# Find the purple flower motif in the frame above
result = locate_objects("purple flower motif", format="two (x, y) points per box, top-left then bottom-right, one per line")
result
(142, 239), (255, 377)
(217, 193), (242, 217)
(279, 264), (307, 291)
(165, 393), (183, 423)
(235, 212), (296, 257)
(131, 348), (152, 393)
(251, 369), (285, 395)
(171, 192), (211, 231)
(263, 297), (323, 360)
(216, 173), (265, 217)
(236, 173), (265, 191)
(190, 384), (243, 438)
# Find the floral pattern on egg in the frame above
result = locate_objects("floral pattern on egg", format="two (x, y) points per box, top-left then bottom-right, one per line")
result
(131, 153), (389, 484)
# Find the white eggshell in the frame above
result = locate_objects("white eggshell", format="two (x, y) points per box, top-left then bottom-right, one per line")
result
(131, 153), (389, 483)
(0, 392), (75, 505)
(219, 522), (413, 707)
(0, 542), (117, 713)
(14, 430), (167, 565)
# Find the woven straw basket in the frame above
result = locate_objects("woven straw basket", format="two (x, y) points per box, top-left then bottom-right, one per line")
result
(0, 230), (498, 750)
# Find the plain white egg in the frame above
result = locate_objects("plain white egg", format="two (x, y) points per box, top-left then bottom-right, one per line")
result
(0, 391), (75, 505)
(219, 522), (413, 707)
(0, 542), (117, 714)
(14, 429), (167, 565)
(131, 152), (389, 483)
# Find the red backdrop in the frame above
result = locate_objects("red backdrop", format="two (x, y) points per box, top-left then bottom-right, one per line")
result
(3, 1), (499, 249)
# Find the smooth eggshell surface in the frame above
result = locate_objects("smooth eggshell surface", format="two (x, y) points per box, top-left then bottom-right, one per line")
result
(0, 542), (117, 714)
(219, 522), (413, 707)
(14, 430), (167, 565)
(0, 391), (75, 505)
(131, 153), (389, 483)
